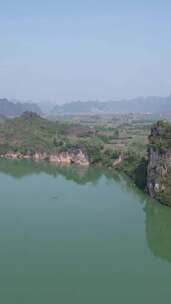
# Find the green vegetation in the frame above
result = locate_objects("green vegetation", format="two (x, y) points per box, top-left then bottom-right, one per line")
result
(0, 112), (58, 154)
(0, 112), (149, 166)
(148, 120), (171, 206)
(149, 120), (171, 152)
(156, 170), (171, 206)
(117, 154), (148, 189)
(1, 111), (171, 206)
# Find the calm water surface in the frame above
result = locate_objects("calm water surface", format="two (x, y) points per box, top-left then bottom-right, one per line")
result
(0, 159), (171, 303)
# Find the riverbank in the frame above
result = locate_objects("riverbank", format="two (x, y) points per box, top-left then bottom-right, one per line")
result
(0, 148), (90, 166)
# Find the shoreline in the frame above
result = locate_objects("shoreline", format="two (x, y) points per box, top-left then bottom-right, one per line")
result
(0, 150), (90, 166)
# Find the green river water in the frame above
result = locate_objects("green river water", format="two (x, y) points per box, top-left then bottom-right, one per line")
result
(0, 159), (171, 303)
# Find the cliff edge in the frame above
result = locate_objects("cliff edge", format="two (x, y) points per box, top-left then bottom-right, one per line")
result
(147, 121), (171, 206)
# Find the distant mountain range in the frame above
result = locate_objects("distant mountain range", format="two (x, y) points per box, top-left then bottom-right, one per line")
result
(0, 98), (41, 117)
(0, 95), (170, 116)
(52, 96), (171, 115)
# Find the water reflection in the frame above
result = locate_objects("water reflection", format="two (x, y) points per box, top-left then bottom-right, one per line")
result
(144, 200), (171, 263)
(1, 158), (171, 263)
(0, 158), (121, 185)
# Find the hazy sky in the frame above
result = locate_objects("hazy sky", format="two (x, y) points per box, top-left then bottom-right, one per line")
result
(0, 0), (171, 104)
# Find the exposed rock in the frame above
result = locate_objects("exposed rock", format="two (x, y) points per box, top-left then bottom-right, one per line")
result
(0, 147), (90, 166)
(33, 152), (48, 161)
(147, 148), (171, 195)
(147, 121), (171, 206)
(113, 155), (124, 166)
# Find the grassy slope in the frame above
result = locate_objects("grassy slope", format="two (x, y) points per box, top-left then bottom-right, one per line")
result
(0, 112), (59, 153)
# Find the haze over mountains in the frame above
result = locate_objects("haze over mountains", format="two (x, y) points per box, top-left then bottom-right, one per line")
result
(0, 95), (170, 117)
(52, 95), (171, 115)
(0, 98), (41, 117)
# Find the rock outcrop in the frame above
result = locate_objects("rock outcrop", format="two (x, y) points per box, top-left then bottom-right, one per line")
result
(48, 148), (89, 165)
(0, 147), (90, 166)
(147, 147), (171, 195)
(147, 121), (171, 206)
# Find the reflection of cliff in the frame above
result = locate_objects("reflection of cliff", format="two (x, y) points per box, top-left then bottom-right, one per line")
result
(144, 201), (171, 263)
(0, 159), (119, 185)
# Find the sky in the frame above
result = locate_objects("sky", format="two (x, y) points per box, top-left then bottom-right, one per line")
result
(0, 0), (171, 104)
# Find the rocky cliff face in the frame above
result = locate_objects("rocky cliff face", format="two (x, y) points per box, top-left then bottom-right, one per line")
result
(0, 147), (90, 166)
(147, 121), (171, 206)
(147, 147), (171, 196)
(48, 148), (89, 165)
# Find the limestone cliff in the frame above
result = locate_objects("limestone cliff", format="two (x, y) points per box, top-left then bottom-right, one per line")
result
(0, 147), (89, 166)
(147, 121), (171, 206)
